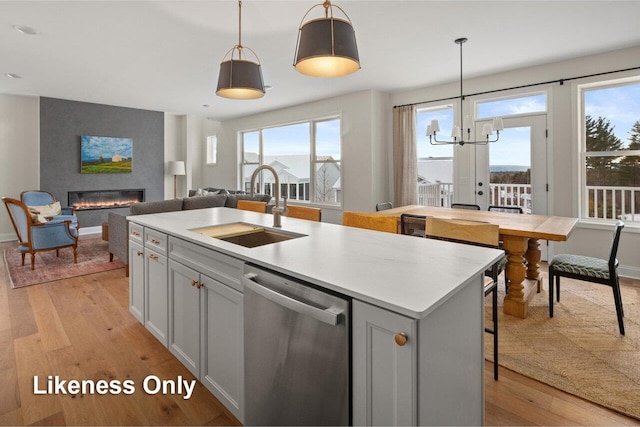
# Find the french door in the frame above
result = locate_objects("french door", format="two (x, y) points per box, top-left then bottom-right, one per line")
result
(473, 114), (548, 215)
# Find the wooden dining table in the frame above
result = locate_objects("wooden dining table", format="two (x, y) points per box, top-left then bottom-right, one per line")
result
(377, 205), (579, 318)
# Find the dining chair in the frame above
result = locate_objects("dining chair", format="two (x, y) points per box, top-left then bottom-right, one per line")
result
(451, 203), (481, 210)
(237, 200), (268, 213)
(375, 202), (393, 211)
(548, 220), (625, 335)
(3, 197), (78, 270)
(425, 217), (503, 380)
(342, 212), (398, 233)
(400, 213), (427, 237)
(286, 205), (322, 222)
(488, 205), (523, 214)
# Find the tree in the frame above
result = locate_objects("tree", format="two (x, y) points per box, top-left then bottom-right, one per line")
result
(585, 115), (623, 186)
(617, 119), (640, 187)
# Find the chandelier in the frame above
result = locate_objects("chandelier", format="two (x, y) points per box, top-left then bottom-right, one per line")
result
(427, 38), (503, 146)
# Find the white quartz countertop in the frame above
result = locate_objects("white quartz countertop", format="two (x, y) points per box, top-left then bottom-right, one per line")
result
(129, 207), (504, 319)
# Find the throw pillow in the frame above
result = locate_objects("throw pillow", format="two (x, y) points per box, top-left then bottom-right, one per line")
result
(28, 201), (62, 217)
(28, 209), (48, 224)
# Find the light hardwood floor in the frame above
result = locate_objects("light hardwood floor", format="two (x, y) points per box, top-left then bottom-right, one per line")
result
(0, 239), (638, 426)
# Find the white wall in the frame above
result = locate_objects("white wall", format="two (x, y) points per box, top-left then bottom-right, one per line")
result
(0, 94), (40, 241)
(198, 90), (391, 224)
(390, 46), (640, 278)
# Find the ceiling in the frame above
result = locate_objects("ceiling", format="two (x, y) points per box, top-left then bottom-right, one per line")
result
(2, 1), (640, 121)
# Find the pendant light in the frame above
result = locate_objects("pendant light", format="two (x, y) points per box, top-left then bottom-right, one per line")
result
(427, 38), (504, 145)
(294, 0), (360, 78)
(216, 1), (265, 99)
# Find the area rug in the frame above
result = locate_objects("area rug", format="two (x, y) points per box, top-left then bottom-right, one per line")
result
(486, 276), (640, 420)
(4, 237), (126, 288)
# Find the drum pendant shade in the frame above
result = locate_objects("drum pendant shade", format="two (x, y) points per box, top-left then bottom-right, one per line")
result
(215, 1), (265, 99)
(216, 58), (265, 100)
(294, 6), (360, 78)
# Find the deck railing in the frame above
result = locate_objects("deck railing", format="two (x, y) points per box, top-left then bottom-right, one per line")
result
(586, 186), (640, 222)
(417, 182), (454, 207)
(417, 182), (639, 222)
(489, 184), (532, 213)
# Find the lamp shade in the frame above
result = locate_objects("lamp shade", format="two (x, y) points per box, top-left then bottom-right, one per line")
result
(294, 9), (360, 77)
(216, 58), (265, 100)
(167, 160), (185, 176)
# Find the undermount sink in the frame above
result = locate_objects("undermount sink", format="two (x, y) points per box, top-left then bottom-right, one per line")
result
(190, 222), (306, 248)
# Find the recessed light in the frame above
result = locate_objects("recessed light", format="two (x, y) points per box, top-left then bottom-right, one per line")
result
(6, 73), (23, 79)
(202, 104), (210, 108)
(13, 25), (38, 35)
(265, 85), (273, 91)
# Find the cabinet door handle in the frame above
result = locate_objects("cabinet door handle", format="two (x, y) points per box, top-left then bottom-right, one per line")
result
(132, 231), (141, 237)
(137, 251), (143, 257)
(151, 239), (160, 244)
(148, 254), (158, 260)
(191, 279), (198, 287)
(394, 332), (408, 346)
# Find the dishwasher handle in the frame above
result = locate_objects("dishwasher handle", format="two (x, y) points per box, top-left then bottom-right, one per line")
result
(242, 273), (344, 326)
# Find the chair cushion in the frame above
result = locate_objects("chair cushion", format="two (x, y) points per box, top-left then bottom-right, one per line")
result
(550, 254), (610, 279)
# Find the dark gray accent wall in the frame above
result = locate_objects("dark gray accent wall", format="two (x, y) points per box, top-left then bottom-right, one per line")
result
(40, 97), (164, 227)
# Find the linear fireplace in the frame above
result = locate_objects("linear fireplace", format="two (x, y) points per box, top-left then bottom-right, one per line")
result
(68, 189), (145, 211)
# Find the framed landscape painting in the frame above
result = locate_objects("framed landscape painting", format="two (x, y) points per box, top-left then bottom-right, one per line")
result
(81, 135), (133, 173)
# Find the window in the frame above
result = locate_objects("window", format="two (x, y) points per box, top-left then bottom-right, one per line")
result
(477, 93), (546, 119)
(206, 135), (217, 164)
(580, 79), (640, 223)
(415, 105), (454, 207)
(240, 117), (341, 206)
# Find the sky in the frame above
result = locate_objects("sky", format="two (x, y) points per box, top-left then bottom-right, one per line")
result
(81, 135), (132, 160)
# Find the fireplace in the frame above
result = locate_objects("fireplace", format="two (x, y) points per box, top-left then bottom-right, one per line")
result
(68, 189), (145, 211)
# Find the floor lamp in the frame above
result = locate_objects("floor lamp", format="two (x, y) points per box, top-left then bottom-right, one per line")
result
(167, 161), (186, 198)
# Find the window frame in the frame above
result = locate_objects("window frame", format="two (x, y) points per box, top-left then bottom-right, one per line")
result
(578, 76), (640, 224)
(206, 134), (217, 165)
(239, 115), (342, 207)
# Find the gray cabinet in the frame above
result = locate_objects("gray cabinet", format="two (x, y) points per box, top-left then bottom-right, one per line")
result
(128, 240), (145, 323)
(167, 236), (245, 422)
(168, 259), (202, 377)
(200, 274), (244, 421)
(144, 247), (168, 345)
(353, 276), (485, 426)
(353, 300), (417, 426)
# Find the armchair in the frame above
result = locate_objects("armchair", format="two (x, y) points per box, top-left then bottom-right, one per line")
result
(20, 190), (78, 228)
(2, 197), (78, 270)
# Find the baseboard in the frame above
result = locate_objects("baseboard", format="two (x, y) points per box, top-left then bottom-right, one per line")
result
(619, 265), (640, 280)
(0, 233), (16, 243)
(79, 226), (102, 236)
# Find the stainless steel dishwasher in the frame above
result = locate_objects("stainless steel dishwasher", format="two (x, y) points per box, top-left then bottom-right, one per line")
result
(242, 263), (350, 426)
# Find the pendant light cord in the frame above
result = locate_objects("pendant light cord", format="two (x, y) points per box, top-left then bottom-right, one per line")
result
(238, 1), (243, 50)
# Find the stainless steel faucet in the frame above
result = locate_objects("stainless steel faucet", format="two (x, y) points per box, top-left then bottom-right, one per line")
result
(250, 165), (283, 228)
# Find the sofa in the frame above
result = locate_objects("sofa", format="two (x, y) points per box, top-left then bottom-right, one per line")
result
(108, 191), (271, 269)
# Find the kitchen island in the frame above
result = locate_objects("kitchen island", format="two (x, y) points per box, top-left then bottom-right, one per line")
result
(128, 207), (503, 426)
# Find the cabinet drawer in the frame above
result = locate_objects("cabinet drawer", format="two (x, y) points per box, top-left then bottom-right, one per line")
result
(145, 228), (168, 256)
(129, 222), (144, 244)
(168, 236), (243, 292)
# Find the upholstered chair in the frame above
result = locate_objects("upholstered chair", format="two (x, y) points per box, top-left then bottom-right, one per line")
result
(3, 197), (78, 270)
(20, 190), (78, 229)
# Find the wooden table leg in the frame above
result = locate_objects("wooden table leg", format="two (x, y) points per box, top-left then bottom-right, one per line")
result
(525, 238), (542, 292)
(502, 236), (537, 318)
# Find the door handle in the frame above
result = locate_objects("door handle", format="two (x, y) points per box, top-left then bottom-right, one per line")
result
(242, 273), (344, 326)
(477, 191), (484, 196)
